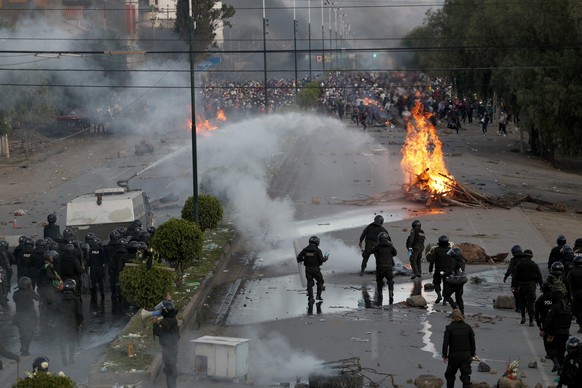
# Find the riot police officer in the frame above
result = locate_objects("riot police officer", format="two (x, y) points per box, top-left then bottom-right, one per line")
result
(153, 300), (180, 388)
(15, 238), (35, 287)
(442, 247), (468, 314)
(428, 235), (452, 304)
(297, 236), (328, 303)
(43, 213), (61, 241)
(568, 255), (582, 333)
(406, 219), (426, 279)
(87, 238), (106, 303)
(548, 234), (567, 271)
(358, 215), (389, 276)
(58, 279), (83, 365)
(371, 232), (397, 305)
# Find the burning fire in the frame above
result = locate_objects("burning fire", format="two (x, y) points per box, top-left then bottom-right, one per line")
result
(401, 101), (454, 196)
(185, 109), (228, 133)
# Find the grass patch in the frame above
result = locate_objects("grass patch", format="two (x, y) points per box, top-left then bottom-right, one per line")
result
(98, 219), (236, 373)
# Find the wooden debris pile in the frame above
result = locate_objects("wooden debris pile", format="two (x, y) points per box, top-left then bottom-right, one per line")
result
(339, 172), (567, 212)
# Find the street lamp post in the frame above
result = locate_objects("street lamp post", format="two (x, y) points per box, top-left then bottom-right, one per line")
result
(321, 0), (325, 73)
(263, 0), (268, 108)
(308, 0), (312, 80)
(189, 0), (199, 223)
(293, 0), (298, 99)
(328, 6), (332, 70)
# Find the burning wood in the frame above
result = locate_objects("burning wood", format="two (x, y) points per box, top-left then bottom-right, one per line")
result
(339, 100), (566, 212)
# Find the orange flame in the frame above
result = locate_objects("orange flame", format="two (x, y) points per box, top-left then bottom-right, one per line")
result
(401, 101), (454, 195)
(216, 109), (227, 122)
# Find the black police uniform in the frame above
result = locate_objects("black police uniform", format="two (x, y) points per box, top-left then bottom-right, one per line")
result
(297, 242), (327, 302)
(12, 285), (38, 355)
(511, 252), (543, 325)
(534, 287), (554, 357)
(567, 265), (582, 331)
(57, 288), (83, 365)
(43, 223), (61, 241)
(442, 254), (467, 314)
(371, 238), (397, 305)
(88, 246), (106, 301)
(442, 316), (476, 388)
(406, 226), (425, 277)
(543, 295), (572, 372)
(153, 309), (180, 388)
(428, 245), (450, 303)
(359, 221), (389, 274)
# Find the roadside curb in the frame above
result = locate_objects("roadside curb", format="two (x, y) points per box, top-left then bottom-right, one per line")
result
(87, 232), (239, 388)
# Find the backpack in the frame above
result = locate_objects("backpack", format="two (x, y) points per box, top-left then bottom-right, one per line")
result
(425, 245), (437, 263)
(549, 275), (568, 297)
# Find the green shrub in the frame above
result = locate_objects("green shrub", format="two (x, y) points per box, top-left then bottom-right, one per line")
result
(119, 261), (174, 309)
(296, 82), (321, 110)
(181, 194), (223, 231)
(13, 372), (76, 388)
(150, 218), (203, 286)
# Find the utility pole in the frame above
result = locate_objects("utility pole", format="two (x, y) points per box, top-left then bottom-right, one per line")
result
(189, 0), (199, 223)
(308, 0), (312, 80)
(293, 0), (298, 99)
(321, 0), (325, 73)
(263, 0), (268, 108)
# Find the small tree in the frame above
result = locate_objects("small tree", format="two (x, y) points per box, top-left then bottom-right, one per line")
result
(150, 218), (203, 286)
(13, 372), (76, 388)
(119, 261), (174, 309)
(181, 194), (223, 232)
(296, 82), (321, 110)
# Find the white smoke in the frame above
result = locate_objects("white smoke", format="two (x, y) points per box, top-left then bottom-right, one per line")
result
(245, 329), (327, 384)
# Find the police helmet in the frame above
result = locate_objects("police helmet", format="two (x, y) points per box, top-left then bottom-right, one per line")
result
(412, 219), (421, 228)
(44, 250), (59, 261)
(575, 237), (582, 248)
(374, 215), (384, 225)
(551, 261), (565, 275)
(127, 240), (140, 253)
(117, 238), (128, 247)
(85, 233), (96, 243)
(63, 279), (76, 291)
(18, 235), (28, 245)
(116, 226), (127, 236)
(147, 226), (156, 236)
(566, 336), (581, 352)
(523, 249), (533, 258)
(561, 245), (574, 256)
(574, 255), (582, 268)
(0, 240), (8, 249)
(63, 228), (75, 240)
(35, 239), (46, 248)
(133, 220), (143, 229)
(32, 356), (50, 373)
(557, 235), (567, 245)
(155, 300), (176, 317)
(44, 237), (54, 244)
(64, 243), (75, 254)
(109, 230), (121, 241)
(139, 231), (151, 242)
(511, 245), (523, 256)
(138, 241), (148, 251)
(308, 236), (320, 246)
(48, 242), (59, 251)
(91, 238), (103, 249)
(47, 213), (57, 224)
(448, 247), (463, 257)
(438, 235), (449, 247)
(24, 238), (34, 247)
(18, 276), (32, 289)
(378, 232), (390, 242)
(541, 282), (551, 293)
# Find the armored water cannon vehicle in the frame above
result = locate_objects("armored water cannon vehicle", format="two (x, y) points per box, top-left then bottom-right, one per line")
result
(65, 182), (153, 241)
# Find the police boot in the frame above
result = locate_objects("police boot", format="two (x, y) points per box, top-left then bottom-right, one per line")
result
(307, 289), (314, 303)
(551, 357), (560, 372)
(435, 292), (442, 304)
(316, 287), (323, 302)
(529, 316), (535, 327)
(520, 314), (526, 325)
(389, 289), (394, 305)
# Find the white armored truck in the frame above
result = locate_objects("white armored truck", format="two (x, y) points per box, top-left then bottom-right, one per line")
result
(66, 187), (153, 240)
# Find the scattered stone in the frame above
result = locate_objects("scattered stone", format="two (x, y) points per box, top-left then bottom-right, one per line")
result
(407, 295), (428, 308)
(470, 383), (490, 388)
(494, 295), (516, 309)
(414, 374), (444, 388)
(527, 361), (538, 369)
(470, 276), (485, 284)
(418, 363), (423, 369)
(534, 383), (543, 388)
(477, 315), (498, 324)
(520, 371), (527, 378)
(478, 361), (491, 372)
(497, 377), (528, 388)
(311, 196), (321, 205)
(424, 283), (435, 291)
(489, 369), (498, 374)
